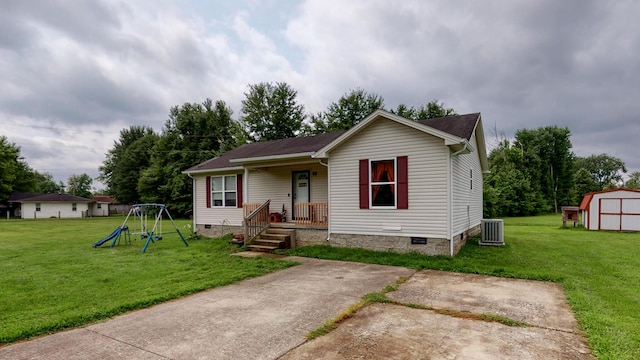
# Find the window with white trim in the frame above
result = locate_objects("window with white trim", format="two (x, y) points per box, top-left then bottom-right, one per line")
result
(211, 175), (237, 207)
(72, 203), (77, 211)
(370, 159), (396, 207)
(36, 203), (41, 212)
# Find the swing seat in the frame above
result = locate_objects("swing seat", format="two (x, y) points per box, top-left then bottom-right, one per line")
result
(155, 236), (162, 240)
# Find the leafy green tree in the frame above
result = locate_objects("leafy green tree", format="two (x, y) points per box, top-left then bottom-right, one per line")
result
(302, 88), (384, 135)
(67, 173), (93, 199)
(0, 136), (41, 201)
(571, 167), (600, 202)
(483, 140), (540, 217)
(99, 125), (156, 201)
(33, 171), (64, 193)
(392, 99), (458, 121)
(575, 154), (627, 190)
(514, 126), (574, 212)
(625, 171), (640, 189)
(112, 132), (159, 204)
(241, 82), (305, 142)
(392, 100), (457, 121)
(139, 99), (237, 213)
(0, 136), (21, 201)
(318, 88), (384, 132)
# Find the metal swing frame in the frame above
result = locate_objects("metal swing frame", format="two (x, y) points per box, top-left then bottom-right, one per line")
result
(113, 203), (188, 253)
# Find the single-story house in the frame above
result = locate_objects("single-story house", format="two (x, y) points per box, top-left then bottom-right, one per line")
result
(579, 189), (640, 231)
(91, 195), (113, 217)
(184, 110), (489, 256)
(9, 193), (92, 219)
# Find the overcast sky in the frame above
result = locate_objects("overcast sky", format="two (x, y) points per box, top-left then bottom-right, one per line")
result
(2, 0), (638, 190)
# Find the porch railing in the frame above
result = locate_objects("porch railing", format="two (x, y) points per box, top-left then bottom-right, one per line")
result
(294, 202), (328, 226)
(243, 203), (263, 218)
(243, 199), (270, 245)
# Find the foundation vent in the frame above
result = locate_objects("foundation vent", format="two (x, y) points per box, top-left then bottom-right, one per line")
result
(480, 219), (504, 246)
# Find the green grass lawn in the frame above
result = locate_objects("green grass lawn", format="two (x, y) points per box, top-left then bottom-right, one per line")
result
(284, 215), (640, 360)
(0, 217), (295, 345)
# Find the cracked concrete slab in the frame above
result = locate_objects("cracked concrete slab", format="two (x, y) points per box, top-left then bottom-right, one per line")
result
(280, 303), (593, 360)
(388, 270), (579, 332)
(0, 260), (593, 359)
(0, 257), (414, 360)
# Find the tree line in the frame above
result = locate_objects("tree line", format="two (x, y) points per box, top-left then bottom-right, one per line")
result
(0, 136), (95, 202)
(93, 82), (640, 215)
(3, 81), (637, 218)
(98, 83), (457, 214)
(483, 127), (636, 218)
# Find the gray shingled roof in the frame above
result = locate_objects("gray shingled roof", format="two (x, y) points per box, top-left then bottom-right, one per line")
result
(185, 131), (345, 172)
(10, 193), (91, 203)
(417, 113), (480, 140)
(186, 112), (480, 173)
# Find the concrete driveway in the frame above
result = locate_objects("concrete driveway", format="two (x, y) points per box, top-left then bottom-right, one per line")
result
(0, 257), (592, 359)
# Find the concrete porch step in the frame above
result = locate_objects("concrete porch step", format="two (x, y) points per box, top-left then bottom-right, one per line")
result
(247, 229), (293, 253)
(253, 239), (286, 248)
(260, 233), (290, 241)
(247, 244), (280, 253)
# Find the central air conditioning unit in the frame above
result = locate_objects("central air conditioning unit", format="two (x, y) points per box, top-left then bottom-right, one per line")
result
(480, 219), (504, 246)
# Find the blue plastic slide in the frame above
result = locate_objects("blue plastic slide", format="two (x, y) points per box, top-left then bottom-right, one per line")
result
(93, 228), (123, 247)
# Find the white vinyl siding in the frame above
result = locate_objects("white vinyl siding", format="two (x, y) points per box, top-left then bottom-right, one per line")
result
(451, 132), (484, 236)
(329, 118), (449, 238)
(247, 161), (328, 222)
(21, 202), (88, 218)
(193, 173), (243, 226)
(90, 202), (109, 216)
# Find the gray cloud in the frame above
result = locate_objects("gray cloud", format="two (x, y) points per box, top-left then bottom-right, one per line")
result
(1, 0), (639, 185)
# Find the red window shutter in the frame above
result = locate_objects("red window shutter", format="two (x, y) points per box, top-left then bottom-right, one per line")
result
(206, 176), (211, 208)
(236, 174), (243, 208)
(359, 159), (369, 209)
(397, 156), (408, 209)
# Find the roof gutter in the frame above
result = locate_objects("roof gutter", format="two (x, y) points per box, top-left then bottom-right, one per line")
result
(182, 166), (244, 175)
(449, 142), (470, 257)
(230, 152), (315, 164)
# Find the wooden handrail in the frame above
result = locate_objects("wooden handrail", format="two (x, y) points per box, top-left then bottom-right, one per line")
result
(243, 203), (263, 218)
(294, 202), (328, 226)
(243, 199), (270, 245)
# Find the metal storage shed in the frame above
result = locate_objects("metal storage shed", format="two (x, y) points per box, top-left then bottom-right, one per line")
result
(579, 189), (640, 231)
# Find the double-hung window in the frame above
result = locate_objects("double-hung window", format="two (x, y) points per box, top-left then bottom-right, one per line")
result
(211, 175), (237, 207)
(360, 156), (408, 210)
(36, 203), (41, 212)
(370, 159), (396, 207)
(72, 203), (77, 211)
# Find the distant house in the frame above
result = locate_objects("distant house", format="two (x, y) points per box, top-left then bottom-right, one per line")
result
(91, 195), (113, 217)
(579, 189), (640, 231)
(184, 110), (488, 256)
(9, 193), (92, 219)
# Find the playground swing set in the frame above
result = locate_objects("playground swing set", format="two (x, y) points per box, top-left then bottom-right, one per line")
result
(93, 204), (188, 253)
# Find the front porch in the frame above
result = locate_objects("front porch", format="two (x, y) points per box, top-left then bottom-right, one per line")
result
(243, 202), (328, 227)
(240, 200), (328, 252)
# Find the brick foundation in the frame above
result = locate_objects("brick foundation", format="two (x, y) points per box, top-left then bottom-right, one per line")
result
(196, 224), (243, 238)
(196, 223), (481, 257)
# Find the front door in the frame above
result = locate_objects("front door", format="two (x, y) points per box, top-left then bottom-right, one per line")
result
(292, 171), (310, 219)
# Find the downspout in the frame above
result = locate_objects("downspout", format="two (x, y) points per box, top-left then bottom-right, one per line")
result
(449, 143), (469, 257)
(187, 173), (196, 233)
(244, 167), (249, 208)
(318, 159), (331, 241)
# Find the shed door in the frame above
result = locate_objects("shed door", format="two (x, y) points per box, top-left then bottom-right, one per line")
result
(599, 198), (640, 231)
